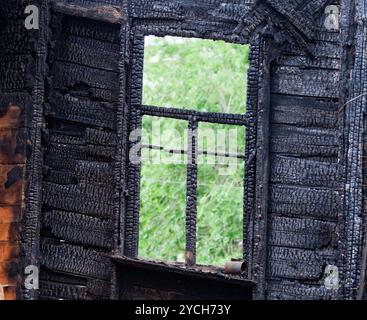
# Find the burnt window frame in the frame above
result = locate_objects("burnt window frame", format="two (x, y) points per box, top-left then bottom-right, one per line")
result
(120, 6), (270, 284)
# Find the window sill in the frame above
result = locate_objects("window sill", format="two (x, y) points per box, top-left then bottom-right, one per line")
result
(112, 255), (255, 287)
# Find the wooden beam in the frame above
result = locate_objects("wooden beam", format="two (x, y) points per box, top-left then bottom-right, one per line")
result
(51, 1), (125, 25)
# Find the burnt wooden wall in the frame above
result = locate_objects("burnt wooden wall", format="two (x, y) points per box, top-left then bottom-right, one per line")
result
(0, 0), (45, 300)
(1, 0), (367, 300)
(39, 11), (121, 300)
(345, 0), (367, 299)
(266, 4), (341, 300)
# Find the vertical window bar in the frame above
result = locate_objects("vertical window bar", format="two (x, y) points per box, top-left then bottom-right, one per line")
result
(185, 118), (198, 266)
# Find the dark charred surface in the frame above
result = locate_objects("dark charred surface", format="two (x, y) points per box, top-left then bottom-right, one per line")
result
(0, 103), (25, 299)
(114, 256), (254, 300)
(39, 8), (120, 300)
(1, 0), (366, 301)
(0, 0), (40, 300)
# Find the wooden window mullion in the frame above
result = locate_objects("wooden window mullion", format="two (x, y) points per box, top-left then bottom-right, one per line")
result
(185, 118), (198, 266)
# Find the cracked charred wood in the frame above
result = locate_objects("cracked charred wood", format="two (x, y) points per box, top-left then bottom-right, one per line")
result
(269, 185), (341, 220)
(270, 124), (339, 158)
(0, 27), (34, 297)
(267, 247), (338, 281)
(270, 95), (339, 129)
(1, 0), (366, 301)
(51, 2), (125, 25)
(42, 210), (114, 249)
(41, 242), (112, 280)
(38, 5), (121, 300)
(269, 216), (338, 250)
(270, 155), (341, 188)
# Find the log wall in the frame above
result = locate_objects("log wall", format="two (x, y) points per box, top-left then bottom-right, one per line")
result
(1, 0), (366, 301)
(0, 0), (42, 300)
(266, 3), (342, 300)
(39, 10), (121, 300)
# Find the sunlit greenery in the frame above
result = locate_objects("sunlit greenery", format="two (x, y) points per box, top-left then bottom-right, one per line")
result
(139, 36), (250, 266)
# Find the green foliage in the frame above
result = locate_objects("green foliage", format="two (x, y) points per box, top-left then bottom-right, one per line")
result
(139, 36), (250, 266)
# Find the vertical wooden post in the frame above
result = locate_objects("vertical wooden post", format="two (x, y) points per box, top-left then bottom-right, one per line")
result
(185, 118), (198, 266)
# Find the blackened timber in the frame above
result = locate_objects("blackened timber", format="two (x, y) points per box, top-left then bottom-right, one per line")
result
(343, 0), (367, 300)
(54, 35), (120, 72)
(270, 94), (339, 129)
(274, 55), (340, 71)
(269, 216), (338, 249)
(140, 105), (249, 126)
(252, 36), (270, 300)
(271, 67), (340, 99)
(51, 61), (119, 92)
(185, 119), (198, 266)
(269, 185), (341, 221)
(124, 35), (144, 258)
(51, 2), (125, 25)
(270, 124), (338, 157)
(46, 93), (116, 130)
(42, 182), (114, 219)
(62, 15), (121, 43)
(267, 246), (338, 280)
(141, 143), (245, 160)
(267, 280), (338, 300)
(243, 36), (261, 280)
(39, 281), (88, 300)
(22, 0), (49, 300)
(41, 242), (112, 280)
(43, 210), (114, 249)
(39, 268), (111, 299)
(270, 155), (340, 188)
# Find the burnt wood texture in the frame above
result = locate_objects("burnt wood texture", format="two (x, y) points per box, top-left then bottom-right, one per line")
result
(39, 5), (122, 299)
(1, 0), (367, 300)
(0, 0), (46, 300)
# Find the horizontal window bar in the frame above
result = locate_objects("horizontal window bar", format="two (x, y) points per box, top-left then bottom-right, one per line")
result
(139, 105), (250, 126)
(142, 143), (245, 160)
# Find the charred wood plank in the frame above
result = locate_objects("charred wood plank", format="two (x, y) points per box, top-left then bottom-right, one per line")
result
(54, 35), (119, 72)
(0, 55), (34, 92)
(42, 210), (114, 249)
(43, 165), (114, 187)
(270, 94), (338, 129)
(51, 1), (125, 25)
(271, 66), (340, 98)
(269, 216), (338, 249)
(51, 61), (119, 92)
(44, 157), (113, 175)
(270, 124), (338, 157)
(39, 281), (88, 300)
(269, 185), (341, 220)
(42, 182), (114, 219)
(268, 247), (337, 280)
(267, 280), (338, 300)
(85, 128), (117, 147)
(275, 55), (340, 71)
(41, 242), (112, 280)
(39, 269), (112, 300)
(270, 155), (341, 188)
(62, 16), (120, 43)
(284, 41), (341, 59)
(46, 93), (116, 130)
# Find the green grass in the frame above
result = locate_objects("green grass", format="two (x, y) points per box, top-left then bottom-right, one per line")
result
(139, 36), (250, 266)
